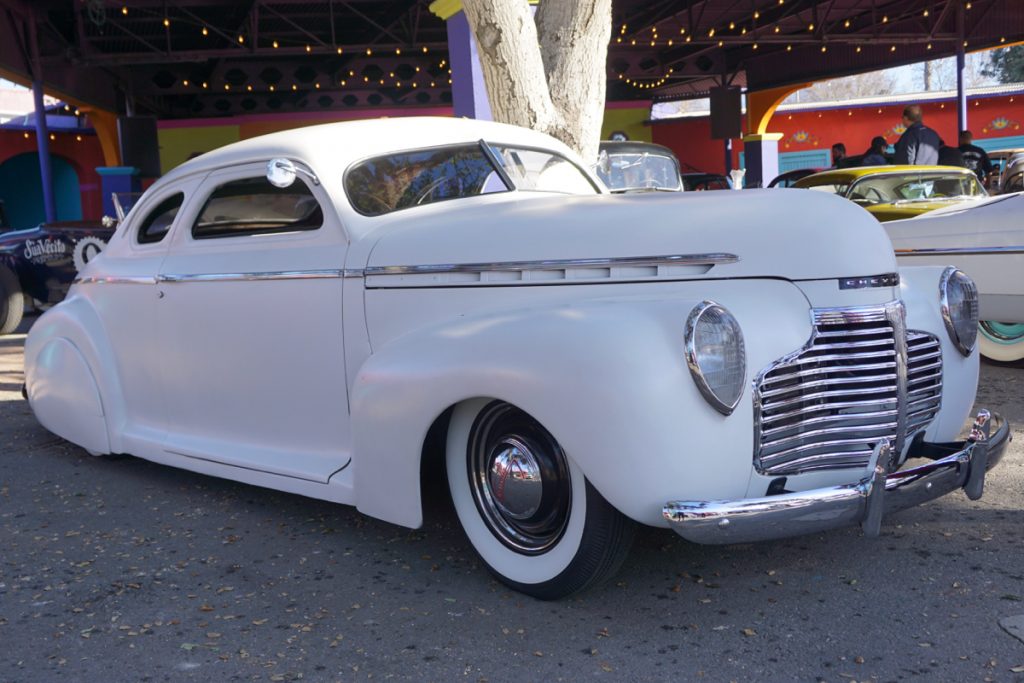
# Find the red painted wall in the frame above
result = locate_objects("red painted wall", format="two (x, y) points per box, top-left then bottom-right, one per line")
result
(652, 92), (1024, 174)
(0, 130), (105, 220)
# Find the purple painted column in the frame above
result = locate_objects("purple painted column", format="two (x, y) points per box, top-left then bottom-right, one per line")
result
(446, 12), (493, 120)
(32, 89), (56, 223)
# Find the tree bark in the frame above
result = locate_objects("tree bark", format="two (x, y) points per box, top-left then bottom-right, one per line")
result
(460, 0), (611, 164)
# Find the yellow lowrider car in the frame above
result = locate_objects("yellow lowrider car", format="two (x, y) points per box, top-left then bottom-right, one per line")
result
(793, 166), (987, 221)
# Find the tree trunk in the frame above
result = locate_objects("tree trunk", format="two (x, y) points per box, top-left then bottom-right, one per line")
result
(460, 0), (611, 164)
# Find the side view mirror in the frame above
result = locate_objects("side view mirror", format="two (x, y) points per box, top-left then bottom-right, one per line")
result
(267, 158), (297, 188)
(267, 157), (321, 188)
(596, 150), (611, 176)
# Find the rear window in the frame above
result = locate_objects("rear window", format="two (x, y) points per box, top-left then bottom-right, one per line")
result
(192, 177), (322, 239)
(137, 193), (183, 244)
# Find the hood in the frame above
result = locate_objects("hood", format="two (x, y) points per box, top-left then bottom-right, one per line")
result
(363, 189), (896, 283)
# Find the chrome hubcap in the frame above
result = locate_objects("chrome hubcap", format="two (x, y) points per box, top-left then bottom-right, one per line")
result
(468, 402), (571, 555)
(487, 438), (543, 520)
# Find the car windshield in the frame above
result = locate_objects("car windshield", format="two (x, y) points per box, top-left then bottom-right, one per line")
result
(804, 182), (850, 195)
(596, 152), (681, 192)
(345, 142), (597, 217)
(848, 173), (985, 205)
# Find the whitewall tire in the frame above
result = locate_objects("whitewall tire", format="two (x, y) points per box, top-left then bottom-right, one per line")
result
(446, 398), (634, 600)
(978, 321), (1024, 364)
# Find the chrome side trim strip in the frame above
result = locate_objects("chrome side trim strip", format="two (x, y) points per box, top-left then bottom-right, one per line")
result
(74, 275), (158, 285)
(363, 253), (738, 276)
(157, 269), (344, 283)
(895, 246), (1024, 256)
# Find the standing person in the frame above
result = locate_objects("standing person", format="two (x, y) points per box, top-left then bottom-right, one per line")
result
(938, 139), (966, 167)
(830, 143), (847, 168)
(862, 136), (889, 166)
(959, 130), (993, 180)
(893, 105), (940, 165)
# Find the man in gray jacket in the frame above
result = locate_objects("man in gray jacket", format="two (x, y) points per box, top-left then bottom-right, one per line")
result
(893, 105), (941, 165)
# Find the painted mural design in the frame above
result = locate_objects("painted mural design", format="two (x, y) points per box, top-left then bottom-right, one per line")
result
(784, 130), (820, 148)
(982, 116), (1021, 134)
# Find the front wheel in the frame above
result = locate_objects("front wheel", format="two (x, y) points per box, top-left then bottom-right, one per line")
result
(446, 399), (634, 600)
(978, 321), (1024, 365)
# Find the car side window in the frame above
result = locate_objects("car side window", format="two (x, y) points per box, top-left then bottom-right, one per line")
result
(137, 193), (184, 244)
(192, 176), (323, 240)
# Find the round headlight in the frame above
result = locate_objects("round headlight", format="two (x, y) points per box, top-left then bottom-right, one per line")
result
(940, 267), (979, 356)
(685, 301), (746, 415)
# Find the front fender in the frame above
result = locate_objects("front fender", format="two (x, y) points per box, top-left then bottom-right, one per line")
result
(899, 264), (979, 441)
(351, 279), (812, 528)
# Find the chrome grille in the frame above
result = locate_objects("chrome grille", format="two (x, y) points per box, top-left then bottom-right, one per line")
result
(906, 331), (943, 434)
(754, 304), (942, 476)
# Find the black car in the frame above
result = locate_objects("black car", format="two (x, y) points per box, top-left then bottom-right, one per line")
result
(0, 220), (115, 334)
(768, 167), (824, 188)
(680, 172), (731, 191)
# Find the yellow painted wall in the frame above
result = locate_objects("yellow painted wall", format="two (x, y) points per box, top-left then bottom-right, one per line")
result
(158, 125), (240, 175)
(601, 107), (651, 142)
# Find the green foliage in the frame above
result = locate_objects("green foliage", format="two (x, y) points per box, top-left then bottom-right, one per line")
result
(982, 46), (1024, 83)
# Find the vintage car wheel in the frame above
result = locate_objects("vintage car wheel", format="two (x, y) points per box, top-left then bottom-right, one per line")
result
(978, 321), (1024, 364)
(446, 399), (634, 600)
(0, 265), (24, 335)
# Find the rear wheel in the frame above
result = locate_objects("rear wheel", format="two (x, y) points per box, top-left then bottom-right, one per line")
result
(979, 321), (1024, 365)
(0, 265), (24, 335)
(446, 399), (634, 600)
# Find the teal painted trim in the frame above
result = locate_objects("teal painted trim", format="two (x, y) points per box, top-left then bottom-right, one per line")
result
(980, 321), (1024, 344)
(96, 166), (140, 177)
(778, 149), (831, 173)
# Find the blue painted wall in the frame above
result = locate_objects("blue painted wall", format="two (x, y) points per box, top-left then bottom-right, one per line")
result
(0, 152), (82, 230)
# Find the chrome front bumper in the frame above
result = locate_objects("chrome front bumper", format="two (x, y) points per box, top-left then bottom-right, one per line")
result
(664, 410), (1011, 545)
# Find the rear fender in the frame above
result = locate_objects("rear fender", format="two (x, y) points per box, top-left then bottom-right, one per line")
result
(25, 296), (126, 453)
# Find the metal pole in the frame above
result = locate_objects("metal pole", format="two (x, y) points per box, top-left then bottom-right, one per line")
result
(956, 2), (967, 133)
(28, 13), (56, 224)
(956, 46), (967, 133)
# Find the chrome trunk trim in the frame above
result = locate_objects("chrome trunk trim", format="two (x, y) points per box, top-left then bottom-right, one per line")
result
(156, 269), (344, 283)
(73, 275), (159, 285)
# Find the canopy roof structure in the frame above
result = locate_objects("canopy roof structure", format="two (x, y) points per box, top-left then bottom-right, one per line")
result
(0, 0), (1021, 117)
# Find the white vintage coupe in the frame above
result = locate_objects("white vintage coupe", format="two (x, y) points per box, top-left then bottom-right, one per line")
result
(886, 192), (1024, 363)
(24, 118), (1010, 599)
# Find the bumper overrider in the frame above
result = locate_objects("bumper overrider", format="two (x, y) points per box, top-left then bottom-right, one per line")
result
(664, 410), (1011, 544)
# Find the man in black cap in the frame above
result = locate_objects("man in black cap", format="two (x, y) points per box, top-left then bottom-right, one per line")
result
(958, 130), (993, 180)
(893, 105), (940, 165)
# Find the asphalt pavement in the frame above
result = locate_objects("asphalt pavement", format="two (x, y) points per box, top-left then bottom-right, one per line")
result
(1, 316), (1022, 683)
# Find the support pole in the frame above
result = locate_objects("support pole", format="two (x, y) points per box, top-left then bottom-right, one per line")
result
(956, 2), (967, 133)
(956, 45), (967, 133)
(28, 14), (56, 223)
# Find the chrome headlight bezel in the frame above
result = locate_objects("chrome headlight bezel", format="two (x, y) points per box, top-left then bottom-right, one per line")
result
(684, 301), (746, 416)
(939, 266), (979, 356)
